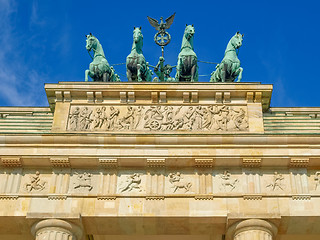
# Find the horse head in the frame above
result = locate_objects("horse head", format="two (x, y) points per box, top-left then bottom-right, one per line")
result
(133, 27), (143, 45)
(86, 33), (98, 52)
(184, 24), (195, 40)
(231, 32), (244, 50)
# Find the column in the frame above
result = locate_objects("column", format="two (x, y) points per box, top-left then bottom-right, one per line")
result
(227, 219), (277, 240)
(31, 219), (83, 240)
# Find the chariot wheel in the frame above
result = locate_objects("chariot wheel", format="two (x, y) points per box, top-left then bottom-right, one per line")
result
(154, 32), (171, 46)
(149, 120), (161, 130)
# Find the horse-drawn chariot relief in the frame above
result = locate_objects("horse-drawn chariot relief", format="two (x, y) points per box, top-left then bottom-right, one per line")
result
(67, 105), (249, 132)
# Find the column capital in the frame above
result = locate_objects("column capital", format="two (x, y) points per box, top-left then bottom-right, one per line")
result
(31, 218), (83, 240)
(227, 219), (278, 240)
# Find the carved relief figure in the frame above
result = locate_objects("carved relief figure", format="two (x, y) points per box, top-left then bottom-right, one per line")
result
(168, 172), (192, 193)
(108, 106), (120, 130)
(79, 107), (92, 130)
(67, 105), (249, 132)
(93, 107), (108, 129)
(119, 106), (136, 130)
(266, 172), (284, 191)
(215, 105), (231, 131)
(119, 173), (143, 193)
(73, 172), (93, 191)
(69, 107), (80, 130)
(220, 170), (239, 192)
(314, 172), (320, 190)
(144, 106), (164, 130)
(25, 171), (46, 192)
(231, 108), (248, 130)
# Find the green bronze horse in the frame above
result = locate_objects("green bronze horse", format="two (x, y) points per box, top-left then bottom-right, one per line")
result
(126, 27), (152, 82)
(85, 33), (119, 82)
(210, 32), (243, 83)
(175, 24), (198, 82)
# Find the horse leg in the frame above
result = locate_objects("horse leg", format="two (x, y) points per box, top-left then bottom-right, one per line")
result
(191, 65), (196, 82)
(236, 67), (243, 82)
(221, 63), (227, 82)
(127, 69), (132, 82)
(85, 70), (90, 82)
(137, 64), (142, 82)
(103, 72), (107, 82)
(175, 58), (183, 81)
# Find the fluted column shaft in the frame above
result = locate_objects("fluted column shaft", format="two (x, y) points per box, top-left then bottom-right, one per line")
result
(31, 219), (83, 240)
(227, 219), (278, 240)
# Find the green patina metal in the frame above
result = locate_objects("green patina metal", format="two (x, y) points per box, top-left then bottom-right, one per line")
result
(175, 24), (198, 82)
(126, 27), (152, 82)
(84, 16), (245, 83)
(153, 57), (176, 82)
(210, 32), (244, 83)
(147, 13), (175, 57)
(85, 33), (120, 82)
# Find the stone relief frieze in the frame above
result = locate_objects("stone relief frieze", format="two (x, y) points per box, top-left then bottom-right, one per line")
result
(67, 105), (248, 132)
(24, 171), (47, 192)
(3, 169), (317, 197)
(168, 172), (192, 193)
(219, 170), (239, 192)
(73, 172), (93, 191)
(119, 173), (143, 193)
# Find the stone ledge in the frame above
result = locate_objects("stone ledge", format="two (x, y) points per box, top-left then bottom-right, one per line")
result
(97, 195), (117, 200)
(0, 195), (19, 200)
(292, 195), (311, 200)
(243, 195), (263, 200)
(145, 196), (165, 200)
(47, 195), (68, 200)
(194, 194), (214, 200)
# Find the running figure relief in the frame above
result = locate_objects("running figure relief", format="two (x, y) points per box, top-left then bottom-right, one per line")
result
(67, 105), (248, 132)
(266, 172), (285, 191)
(24, 171), (47, 192)
(119, 173), (143, 193)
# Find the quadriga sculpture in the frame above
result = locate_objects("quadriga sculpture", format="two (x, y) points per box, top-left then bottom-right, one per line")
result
(175, 24), (198, 82)
(210, 32), (243, 82)
(85, 33), (119, 82)
(126, 27), (152, 82)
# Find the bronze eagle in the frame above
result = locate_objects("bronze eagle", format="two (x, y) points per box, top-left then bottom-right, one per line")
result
(147, 13), (176, 32)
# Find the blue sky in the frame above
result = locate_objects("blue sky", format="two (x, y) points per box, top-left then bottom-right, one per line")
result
(0, 0), (319, 108)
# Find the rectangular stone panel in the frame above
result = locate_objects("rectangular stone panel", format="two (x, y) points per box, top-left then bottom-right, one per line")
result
(67, 105), (249, 133)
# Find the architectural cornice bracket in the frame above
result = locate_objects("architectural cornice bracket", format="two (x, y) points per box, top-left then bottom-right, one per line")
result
(290, 157), (309, 168)
(1, 157), (22, 167)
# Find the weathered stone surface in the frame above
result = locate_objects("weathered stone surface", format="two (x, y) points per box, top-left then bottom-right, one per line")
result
(0, 82), (320, 240)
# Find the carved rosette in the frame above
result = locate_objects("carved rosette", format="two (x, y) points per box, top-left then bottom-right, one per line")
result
(67, 105), (249, 132)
